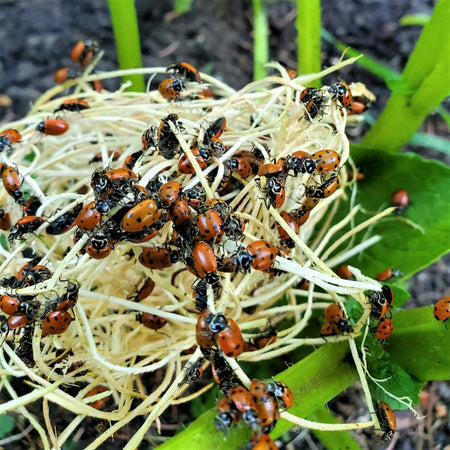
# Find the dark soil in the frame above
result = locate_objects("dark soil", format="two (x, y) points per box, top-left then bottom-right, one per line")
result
(0, 0), (448, 449)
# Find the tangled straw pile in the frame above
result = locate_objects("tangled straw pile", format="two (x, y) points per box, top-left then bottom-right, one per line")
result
(0, 59), (392, 449)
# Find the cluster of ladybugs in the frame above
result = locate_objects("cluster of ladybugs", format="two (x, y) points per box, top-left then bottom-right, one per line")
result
(0, 258), (78, 367)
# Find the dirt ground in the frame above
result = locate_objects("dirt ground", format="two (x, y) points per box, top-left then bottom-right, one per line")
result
(0, 0), (448, 449)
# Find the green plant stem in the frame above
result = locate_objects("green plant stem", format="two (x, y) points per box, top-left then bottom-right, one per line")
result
(296, 0), (321, 86)
(252, 0), (269, 80)
(361, 0), (450, 151)
(107, 0), (145, 92)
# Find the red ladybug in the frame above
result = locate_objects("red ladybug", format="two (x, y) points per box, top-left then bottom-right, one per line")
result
(85, 232), (113, 259)
(348, 101), (367, 115)
(8, 216), (45, 242)
(138, 312), (167, 330)
(159, 181), (181, 206)
(277, 211), (298, 248)
(215, 317), (244, 358)
(375, 318), (393, 341)
(168, 198), (192, 227)
(257, 160), (285, 178)
(168, 62), (202, 82)
(195, 310), (215, 349)
(262, 178), (286, 209)
(53, 282), (79, 312)
(184, 187), (206, 210)
(368, 285), (394, 320)
(134, 277), (156, 302)
(228, 386), (256, 412)
(329, 82), (352, 108)
(196, 208), (223, 241)
(0, 294), (21, 315)
(74, 201), (101, 231)
(85, 386), (111, 410)
(377, 401), (396, 441)
(336, 265), (354, 280)
(178, 147), (207, 174)
(246, 240), (277, 271)
(0, 208), (11, 230)
(121, 199), (161, 232)
(320, 322), (338, 337)
(204, 117), (226, 142)
(42, 310), (73, 335)
(375, 268), (403, 282)
(305, 176), (340, 198)
(105, 168), (138, 182)
(215, 396), (242, 433)
(71, 40), (99, 68)
(324, 304), (354, 334)
(287, 150), (316, 175)
(6, 314), (30, 330)
(310, 149), (341, 174)
(121, 150), (141, 169)
(192, 242), (217, 278)
(36, 119), (69, 136)
(267, 380), (293, 409)
(0, 128), (21, 149)
(139, 247), (173, 270)
(433, 297), (450, 324)
(250, 380), (280, 432)
(89, 151), (121, 164)
(53, 67), (77, 83)
(46, 204), (83, 235)
(54, 99), (89, 113)
(304, 95), (325, 120)
(158, 77), (186, 99)
(299, 87), (320, 104)
(391, 189), (409, 214)
(227, 157), (252, 179)
(1, 164), (23, 202)
(251, 433), (277, 450)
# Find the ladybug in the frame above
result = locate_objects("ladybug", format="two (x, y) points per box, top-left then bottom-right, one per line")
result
(42, 310), (73, 335)
(53, 66), (77, 83)
(251, 433), (277, 450)
(391, 189), (409, 214)
(246, 240), (277, 271)
(329, 82), (352, 108)
(305, 176), (340, 198)
(85, 232), (113, 259)
(433, 296), (450, 324)
(377, 401), (396, 441)
(168, 62), (202, 82)
(299, 87), (320, 104)
(263, 178), (286, 209)
(304, 95), (325, 120)
(89, 150), (121, 164)
(215, 317), (244, 358)
(222, 213), (245, 240)
(0, 294), (21, 315)
(257, 160), (285, 178)
(1, 164), (23, 202)
(6, 314), (30, 330)
(133, 277), (156, 302)
(228, 386), (257, 412)
(286, 150), (316, 175)
(36, 118), (69, 136)
(85, 386), (111, 410)
(227, 157), (252, 179)
(158, 114), (182, 159)
(159, 181), (181, 207)
(348, 100), (367, 115)
(46, 204), (83, 235)
(139, 246), (175, 270)
(54, 99), (89, 113)
(227, 249), (253, 272)
(267, 380), (293, 409)
(336, 265), (354, 280)
(178, 147), (207, 174)
(105, 168), (138, 183)
(71, 40), (99, 68)
(158, 77), (186, 99)
(0, 208), (11, 230)
(250, 380), (280, 432)
(168, 198), (192, 227)
(53, 282), (79, 312)
(121, 199), (161, 232)
(184, 187), (206, 209)
(8, 216), (45, 242)
(368, 285), (394, 320)
(195, 310), (215, 349)
(138, 312), (167, 330)
(196, 208), (223, 241)
(205, 198), (229, 215)
(375, 268), (403, 282)
(74, 201), (101, 231)
(325, 304), (354, 334)
(296, 196), (320, 216)
(293, 209), (310, 227)
(215, 396), (241, 433)
(204, 117), (226, 142)
(193, 242), (217, 278)
(0, 128), (21, 150)
(277, 211), (298, 248)
(310, 149), (341, 174)
(375, 318), (393, 341)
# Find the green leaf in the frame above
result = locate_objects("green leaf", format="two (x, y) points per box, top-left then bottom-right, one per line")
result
(399, 13), (430, 27)
(309, 406), (361, 450)
(385, 307), (450, 381)
(344, 149), (450, 279)
(158, 342), (358, 450)
(0, 414), (14, 439)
